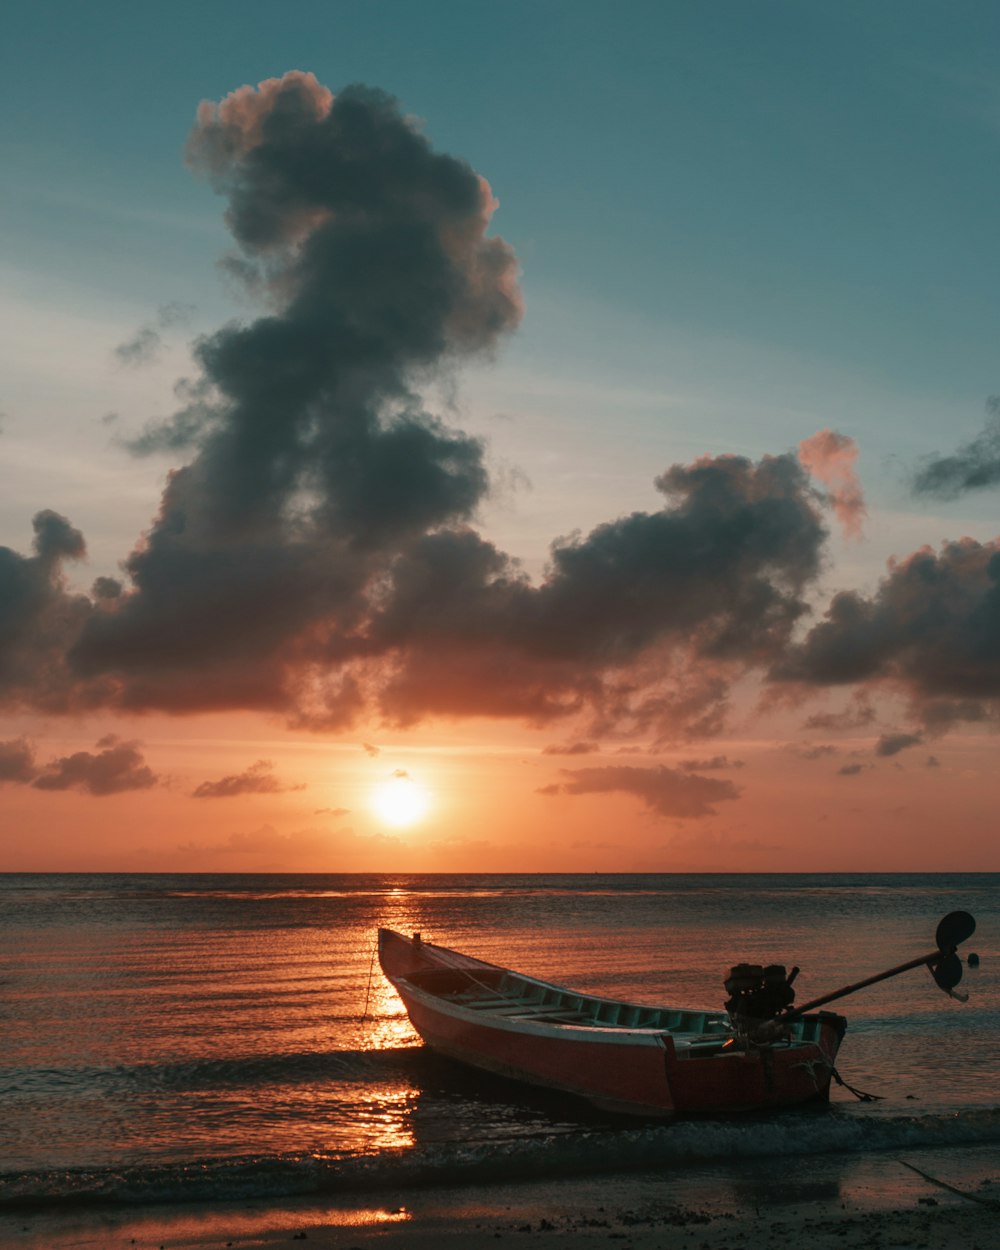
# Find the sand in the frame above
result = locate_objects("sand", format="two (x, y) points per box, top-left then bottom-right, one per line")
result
(4, 1146), (998, 1250)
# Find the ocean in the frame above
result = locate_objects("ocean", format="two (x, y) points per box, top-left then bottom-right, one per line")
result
(1, 873), (996, 1213)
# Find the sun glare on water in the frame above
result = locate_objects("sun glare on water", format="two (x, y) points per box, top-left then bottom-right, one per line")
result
(371, 771), (431, 828)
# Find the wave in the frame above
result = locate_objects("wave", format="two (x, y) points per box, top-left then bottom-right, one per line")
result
(3, 1106), (999, 1212)
(1, 1045), (427, 1098)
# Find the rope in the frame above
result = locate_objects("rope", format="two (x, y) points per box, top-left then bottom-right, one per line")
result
(897, 1159), (1000, 1209)
(360, 939), (378, 1020)
(404, 937), (506, 998)
(830, 1065), (883, 1102)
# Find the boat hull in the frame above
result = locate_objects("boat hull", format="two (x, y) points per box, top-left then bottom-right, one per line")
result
(378, 928), (846, 1117)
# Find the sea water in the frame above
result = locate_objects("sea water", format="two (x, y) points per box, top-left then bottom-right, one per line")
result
(0, 873), (996, 1210)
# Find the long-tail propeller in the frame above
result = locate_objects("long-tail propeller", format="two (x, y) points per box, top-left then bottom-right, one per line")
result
(762, 910), (979, 1025)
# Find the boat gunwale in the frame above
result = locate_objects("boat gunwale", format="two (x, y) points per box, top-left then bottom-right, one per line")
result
(381, 930), (838, 1053)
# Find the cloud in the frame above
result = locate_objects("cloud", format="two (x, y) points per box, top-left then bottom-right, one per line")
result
(802, 707), (875, 732)
(314, 805), (349, 816)
(362, 742), (380, 757)
(798, 429), (866, 539)
(542, 740), (598, 756)
(363, 451), (829, 736)
(32, 736), (158, 795)
(113, 302), (196, 367)
(0, 737), (36, 783)
(678, 754), (744, 770)
(802, 696), (875, 731)
(66, 72), (521, 720)
(114, 325), (162, 368)
(192, 759), (305, 798)
(875, 731), (922, 757)
(0, 510), (96, 712)
(837, 763), (865, 776)
(913, 397), (1000, 498)
(773, 538), (1000, 728)
(539, 764), (740, 819)
(790, 743), (838, 760)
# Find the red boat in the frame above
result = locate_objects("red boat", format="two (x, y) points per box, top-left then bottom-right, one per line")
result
(378, 927), (847, 1116)
(379, 912), (975, 1118)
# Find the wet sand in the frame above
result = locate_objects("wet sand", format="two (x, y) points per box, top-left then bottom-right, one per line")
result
(5, 1146), (998, 1250)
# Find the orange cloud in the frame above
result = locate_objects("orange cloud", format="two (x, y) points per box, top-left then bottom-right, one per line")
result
(799, 428), (866, 540)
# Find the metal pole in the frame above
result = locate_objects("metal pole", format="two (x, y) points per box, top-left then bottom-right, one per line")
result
(783, 947), (947, 1021)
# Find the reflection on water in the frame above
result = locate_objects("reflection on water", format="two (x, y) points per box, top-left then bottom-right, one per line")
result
(3, 1202), (413, 1250)
(349, 1086), (417, 1153)
(360, 975), (418, 1053)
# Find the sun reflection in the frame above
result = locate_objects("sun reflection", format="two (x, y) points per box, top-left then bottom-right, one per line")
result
(353, 1087), (418, 1151)
(295, 1204), (411, 1228)
(108, 1203), (412, 1250)
(346, 1206), (411, 1225)
(361, 975), (419, 1053)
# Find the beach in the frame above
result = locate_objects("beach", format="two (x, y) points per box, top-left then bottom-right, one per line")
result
(7, 1146), (999, 1250)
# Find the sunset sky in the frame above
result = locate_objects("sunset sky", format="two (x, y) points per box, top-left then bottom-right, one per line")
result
(3, 1), (1000, 872)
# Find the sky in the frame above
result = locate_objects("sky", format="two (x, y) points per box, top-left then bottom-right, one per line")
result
(2, 1), (1000, 872)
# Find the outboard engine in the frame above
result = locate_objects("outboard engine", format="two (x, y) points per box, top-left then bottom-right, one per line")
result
(724, 963), (799, 1024)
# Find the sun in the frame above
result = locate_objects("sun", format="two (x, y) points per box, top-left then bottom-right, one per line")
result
(371, 770), (431, 828)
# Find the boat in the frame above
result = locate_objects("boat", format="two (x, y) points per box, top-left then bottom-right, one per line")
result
(378, 911), (975, 1118)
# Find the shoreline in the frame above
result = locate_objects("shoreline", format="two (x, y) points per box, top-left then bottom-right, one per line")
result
(5, 1145), (998, 1250)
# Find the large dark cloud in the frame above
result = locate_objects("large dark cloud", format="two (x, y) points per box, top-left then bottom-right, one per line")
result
(0, 74), (837, 737)
(67, 72), (521, 716)
(539, 764), (740, 819)
(5, 58), (835, 740)
(69, 74), (833, 738)
(774, 538), (1000, 727)
(16, 72), (995, 747)
(913, 398), (1000, 498)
